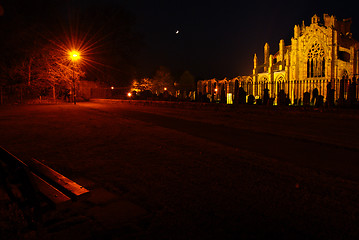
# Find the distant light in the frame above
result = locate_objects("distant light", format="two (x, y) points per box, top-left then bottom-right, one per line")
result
(164, 87), (167, 91)
(176, 30), (179, 34)
(214, 88), (218, 92)
(127, 92), (132, 97)
(111, 86), (114, 90)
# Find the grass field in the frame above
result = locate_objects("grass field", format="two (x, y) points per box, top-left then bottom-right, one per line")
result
(1, 100), (359, 239)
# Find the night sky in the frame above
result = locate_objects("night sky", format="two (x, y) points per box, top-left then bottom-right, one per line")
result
(122, 0), (359, 79)
(1, 0), (359, 82)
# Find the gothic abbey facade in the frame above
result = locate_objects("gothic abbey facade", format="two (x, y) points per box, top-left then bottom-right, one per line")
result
(197, 14), (359, 105)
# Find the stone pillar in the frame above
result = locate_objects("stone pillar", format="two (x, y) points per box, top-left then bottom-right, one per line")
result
(290, 36), (299, 81)
(268, 55), (273, 73)
(294, 25), (300, 39)
(350, 46), (355, 75)
(264, 43), (270, 72)
(253, 53), (258, 75)
(311, 14), (320, 25)
(279, 39), (285, 70)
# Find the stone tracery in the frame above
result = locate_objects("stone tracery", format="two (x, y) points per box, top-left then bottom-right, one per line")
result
(307, 41), (325, 78)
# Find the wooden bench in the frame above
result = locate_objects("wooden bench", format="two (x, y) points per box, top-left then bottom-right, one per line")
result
(0, 146), (89, 209)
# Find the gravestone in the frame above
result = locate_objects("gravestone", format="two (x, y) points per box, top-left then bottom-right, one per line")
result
(315, 95), (324, 107)
(312, 88), (318, 104)
(338, 77), (345, 105)
(285, 97), (291, 106)
(268, 98), (275, 106)
(238, 87), (246, 104)
(247, 95), (255, 105)
(263, 89), (269, 105)
(326, 83), (334, 107)
(220, 87), (226, 103)
(278, 90), (286, 106)
(303, 92), (310, 106)
(348, 78), (357, 106)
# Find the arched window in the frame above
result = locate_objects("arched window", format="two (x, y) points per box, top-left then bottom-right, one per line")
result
(276, 76), (285, 90)
(203, 84), (207, 94)
(307, 42), (325, 78)
(247, 80), (253, 95)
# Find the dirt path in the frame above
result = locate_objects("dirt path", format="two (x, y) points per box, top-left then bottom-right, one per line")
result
(1, 102), (359, 239)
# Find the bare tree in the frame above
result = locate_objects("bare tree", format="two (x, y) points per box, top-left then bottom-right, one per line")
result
(38, 46), (84, 101)
(178, 70), (195, 92)
(152, 66), (174, 94)
(131, 78), (153, 92)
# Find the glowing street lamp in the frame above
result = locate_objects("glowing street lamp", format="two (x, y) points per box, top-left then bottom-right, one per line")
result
(70, 51), (80, 61)
(69, 50), (81, 105)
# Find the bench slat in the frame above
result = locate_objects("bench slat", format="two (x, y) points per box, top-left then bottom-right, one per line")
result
(28, 171), (71, 205)
(0, 146), (28, 168)
(26, 158), (90, 199)
(0, 146), (90, 206)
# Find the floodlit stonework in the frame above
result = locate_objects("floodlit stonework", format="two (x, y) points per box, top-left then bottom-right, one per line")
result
(198, 14), (359, 105)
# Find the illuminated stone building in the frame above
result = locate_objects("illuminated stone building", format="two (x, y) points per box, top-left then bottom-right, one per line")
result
(197, 14), (359, 105)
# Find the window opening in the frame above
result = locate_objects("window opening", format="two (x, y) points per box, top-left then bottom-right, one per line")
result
(307, 42), (325, 78)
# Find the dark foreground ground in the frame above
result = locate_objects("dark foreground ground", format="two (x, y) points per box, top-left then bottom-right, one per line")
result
(1, 100), (359, 239)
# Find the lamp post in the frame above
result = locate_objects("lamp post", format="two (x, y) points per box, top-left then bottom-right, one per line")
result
(69, 50), (80, 105)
